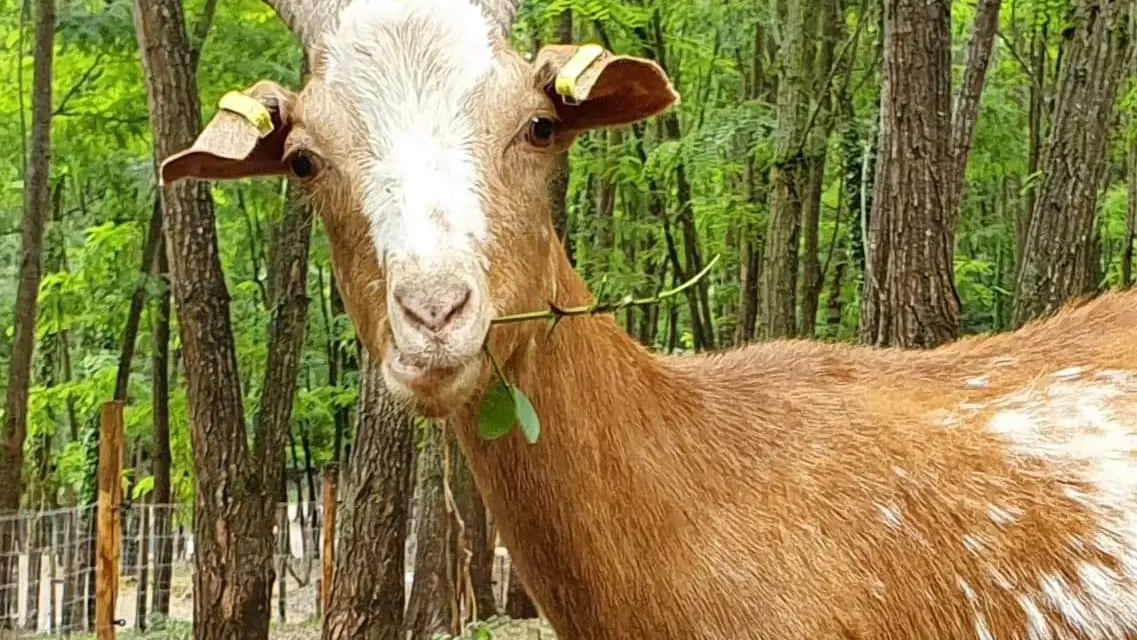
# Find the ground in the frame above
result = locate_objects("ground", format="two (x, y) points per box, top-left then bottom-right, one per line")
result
(23, 616), (556, 640)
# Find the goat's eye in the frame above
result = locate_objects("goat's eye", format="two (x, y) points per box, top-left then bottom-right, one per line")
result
(525, 117), (557, 147)
(288, 151), (319, 179)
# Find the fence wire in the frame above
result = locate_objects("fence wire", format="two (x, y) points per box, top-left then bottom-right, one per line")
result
(0, 502), (324, 638)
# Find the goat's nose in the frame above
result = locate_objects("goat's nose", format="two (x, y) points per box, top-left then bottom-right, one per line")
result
(393, 280), (472, 334)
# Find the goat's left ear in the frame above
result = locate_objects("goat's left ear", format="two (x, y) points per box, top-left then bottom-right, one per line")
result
(160, 80), (297, 185)
(533, 43), (678, 133)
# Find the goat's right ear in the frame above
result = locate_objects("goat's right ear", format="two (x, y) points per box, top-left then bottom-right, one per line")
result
(160, 81), (297, 185)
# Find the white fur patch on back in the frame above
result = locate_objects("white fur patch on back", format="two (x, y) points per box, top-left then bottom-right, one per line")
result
(323, 0), (495, 267)
(985, 367), (1137, 637)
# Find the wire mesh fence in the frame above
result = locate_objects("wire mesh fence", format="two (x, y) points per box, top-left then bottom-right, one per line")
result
(0, 502), (325, 638)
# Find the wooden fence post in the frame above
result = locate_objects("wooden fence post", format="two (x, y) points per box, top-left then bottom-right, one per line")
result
(96, 401), (124, 640)
(320, 463), (338, 618)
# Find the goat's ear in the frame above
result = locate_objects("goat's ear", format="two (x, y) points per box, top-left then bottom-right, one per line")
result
(533, 43), (678, 133)
(160, 81), (297, 185)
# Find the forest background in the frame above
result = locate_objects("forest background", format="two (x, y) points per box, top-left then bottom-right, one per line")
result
(0, 0), (1134, 638)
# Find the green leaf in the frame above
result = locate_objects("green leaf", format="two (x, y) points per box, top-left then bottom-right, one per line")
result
(511, 387), (540, 445)
(477, 379), (515, 440)
(132, 474), (155, 500)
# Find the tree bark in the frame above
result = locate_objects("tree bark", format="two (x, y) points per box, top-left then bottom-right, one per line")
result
(322, 355), (415, 640)
(1011, 0), (1131, 326)
(504, 563), (537, 619)
(946, 0), (1003, 225)
(734, 23), (768, 345)
(115, 198), (165, 402)
(1125, 133), (1137, 288)
(0, 0), (54, 626)
(131, 1), (285, 638)
(449, 439), (497, 620)
(150, 238), (173, 620)
(550, 8), (574, 263)
(761, 0), (810, 339)
(798, 0), (842, 338)
(407, 426), (450, 640)
(859, 0), (961, 348)
(1019, 25), (1048, 271)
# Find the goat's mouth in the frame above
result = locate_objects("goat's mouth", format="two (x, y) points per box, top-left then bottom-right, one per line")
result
(380, 342), (484, 418)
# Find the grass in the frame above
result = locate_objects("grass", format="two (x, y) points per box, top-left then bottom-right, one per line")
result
(20, 615), (556, 640)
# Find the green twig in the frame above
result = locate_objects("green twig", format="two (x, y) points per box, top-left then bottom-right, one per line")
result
(489, 253), (721, 327)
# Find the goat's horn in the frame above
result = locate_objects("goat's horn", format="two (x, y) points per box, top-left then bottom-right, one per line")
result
(473, 0), (524, 40)
(261, 0), (351, 51)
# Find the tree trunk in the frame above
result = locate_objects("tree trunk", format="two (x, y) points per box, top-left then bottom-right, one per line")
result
(1019, 25), (1048, 271)
(150, 238), (173, 620)
(735, 23), (768, 345)
(135, 496), (151, 632)
(550, 8), (574, 263)
(0, 0), (54, 626)
(1011, 0), (1131, 326)
(116, 198), (165, 402)
(23, 508), (41, 632)
(797, 0), (841, 339)
(946, 0), (1003, 225)
(504, 562), (537, 619)
(131, 1), (283, 638)
(760, 0), (810, 339)
(449, 439), (496, 620)
(61, 506), (79, 632)
(322, 355), (415, 640)
(859, 0), (961, 348)
(122, 449), (142, 576)
(1125, 134), (1136, 288)
(407, 426), (450, 640)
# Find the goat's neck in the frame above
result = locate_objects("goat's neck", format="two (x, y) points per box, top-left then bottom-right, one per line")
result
(452, 249), (701, 632)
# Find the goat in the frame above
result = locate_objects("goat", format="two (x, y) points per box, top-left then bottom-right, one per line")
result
(159, 0), (1137, 637)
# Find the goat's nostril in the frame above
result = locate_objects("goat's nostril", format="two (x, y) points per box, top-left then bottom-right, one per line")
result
(443, 287), (472, 326)
(395, 283), (473, 333)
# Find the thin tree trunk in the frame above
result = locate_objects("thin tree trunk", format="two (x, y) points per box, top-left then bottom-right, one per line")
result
(551, 8), (574, 263)
(761, 0), (810, 339)
(1125, 134), (1137, 288)
(735, 24), (767, 345)
(1012, 0), (1131, 325)
(0, 0), (54, 626)
(135, 497), (151, 632)
(61, 506), (79, 632)
(322, 355), (415, 640)
(946, 0), (1003, 226)
(798, 0), (841, 338)
(449, 440), (496, 620)
(23, 508), (41, 632)
(504, 562), (537, 619)
(150, 238), (173, 620)
(859, 0), (961, 348)
(407, 426), (450, 640)
(122, 449), (142, 576)
(115, 197), (164, 402)
(131, 1), (285, 638)
(1019, 25), (1048, 270)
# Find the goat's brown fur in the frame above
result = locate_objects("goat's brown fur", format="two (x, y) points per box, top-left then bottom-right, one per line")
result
(451, 244), (1137, 639)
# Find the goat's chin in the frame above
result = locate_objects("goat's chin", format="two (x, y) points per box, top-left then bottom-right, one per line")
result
(380, 352), (484, 419)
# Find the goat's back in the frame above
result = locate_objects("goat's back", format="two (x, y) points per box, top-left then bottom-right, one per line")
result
(656, 289), (1137, 639)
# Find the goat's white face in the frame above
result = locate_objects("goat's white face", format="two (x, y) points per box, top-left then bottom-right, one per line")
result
(161, 0), (678, 417)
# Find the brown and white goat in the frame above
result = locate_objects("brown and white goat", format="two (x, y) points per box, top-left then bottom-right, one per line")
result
(159, 0), (1137, 637)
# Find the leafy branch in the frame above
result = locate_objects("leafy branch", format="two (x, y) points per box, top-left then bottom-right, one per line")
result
(490, 253), (721, 328)
(475, 254), (721, 444)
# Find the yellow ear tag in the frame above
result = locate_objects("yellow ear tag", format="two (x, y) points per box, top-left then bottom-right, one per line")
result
(554, 44), (605, 105)
(218, 91), (274, 138)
